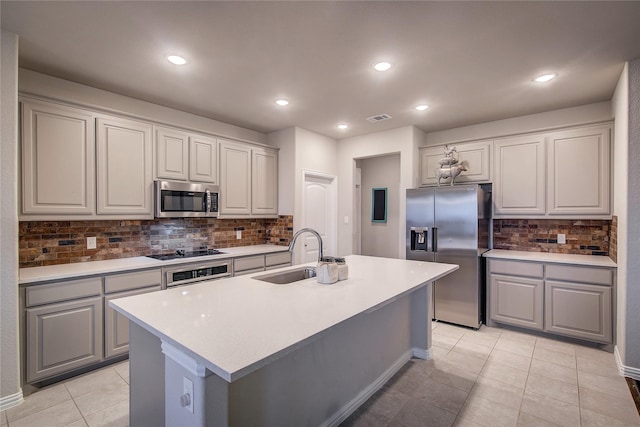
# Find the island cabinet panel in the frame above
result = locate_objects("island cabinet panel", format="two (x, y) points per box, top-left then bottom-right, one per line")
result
(189, 135), (218, 184)
(96, 116), (153, 217)
(26, 296), (103, 383)
(493, 134), (546, 216)
(490, 274), (544, 330)
(155, 126), (189, 181)
(21, 100), (95, 216)
(544, 281), (612, 343)
(219, 140), (252, 215)
(251, 147), (278, 215)
(419, 140), (491, 186)
(547, 125), (611, 216)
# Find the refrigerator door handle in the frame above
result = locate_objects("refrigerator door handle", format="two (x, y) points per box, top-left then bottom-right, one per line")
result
(432, 227), (438, 253)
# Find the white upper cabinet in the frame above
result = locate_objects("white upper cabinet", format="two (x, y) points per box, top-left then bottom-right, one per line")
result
(419, 140), (491, 186)
(21, 100), (96, 216)
(189, 135), (218, 184)
(219, 140), (252, 215)
(219, 140), (278, 217)
(96, 115), (153, 217)
(155, 126), (189, 181)
(493, 134), (546, 216)
(251, 147), (278, 215)
(155, 126), (218, 184)
(547, 124), (611, 216)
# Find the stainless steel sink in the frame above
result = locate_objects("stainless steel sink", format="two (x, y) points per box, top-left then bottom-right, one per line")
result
(253, 266), (316, 284)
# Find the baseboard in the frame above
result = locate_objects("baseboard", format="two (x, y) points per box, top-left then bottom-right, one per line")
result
(321, 349), (413, 427)
(412, 346), (432, 360)
(0, 389), (24, 411)
(615, 345), (640, 380)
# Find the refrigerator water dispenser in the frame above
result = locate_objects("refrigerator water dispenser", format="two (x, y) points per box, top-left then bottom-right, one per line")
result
(410, 227), (429, 251)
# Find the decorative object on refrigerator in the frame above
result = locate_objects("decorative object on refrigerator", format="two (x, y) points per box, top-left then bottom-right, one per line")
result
(406, 184), (492, 328)
(435, 145), (468, 186)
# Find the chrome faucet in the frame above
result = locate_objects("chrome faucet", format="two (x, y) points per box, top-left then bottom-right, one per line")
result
(288, 228), (324, 263)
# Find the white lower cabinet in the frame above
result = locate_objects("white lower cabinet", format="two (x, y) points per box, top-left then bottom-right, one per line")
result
(490, 274), (544, 330)
(487, 258), (614, 344)
(26, 296), (103, 383)
(104, 286), (160, 358)
(23, 268), (161, 383)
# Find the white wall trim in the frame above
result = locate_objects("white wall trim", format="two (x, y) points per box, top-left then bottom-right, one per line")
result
(0, 390), (23, 411)
(320, 349), (412, 427)
(412, 346), (433, 360)
(615, 345), (640, 381)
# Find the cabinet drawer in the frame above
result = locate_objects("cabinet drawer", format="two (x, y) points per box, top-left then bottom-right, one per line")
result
(26, 278), (102, 307)
(545, 264), (612, 286)
(489, 259), (543, 278)
(234, 255), (265, 273)
(104, 269), (162, 293)
(265, 251), (291, 267)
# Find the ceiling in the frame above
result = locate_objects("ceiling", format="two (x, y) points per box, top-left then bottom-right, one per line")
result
(3, 1), (640, 139)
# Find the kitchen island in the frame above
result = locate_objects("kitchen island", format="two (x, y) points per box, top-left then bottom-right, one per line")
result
(110, 255), (458, 427)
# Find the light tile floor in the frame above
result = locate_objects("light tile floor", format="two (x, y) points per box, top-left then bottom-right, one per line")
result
(2, 323), (639, 427)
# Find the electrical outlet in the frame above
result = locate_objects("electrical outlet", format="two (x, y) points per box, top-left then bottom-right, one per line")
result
(236, 230), (242, 239)
(557, 233), (566, 244)
(87, 237), (97, 249)
(182, 376), (194, 413)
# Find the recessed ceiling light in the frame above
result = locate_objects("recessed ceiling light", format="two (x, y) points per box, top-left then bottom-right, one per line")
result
(167, 55), (187, 65)
(373, 62), (392, 72)
(337, 123), (349, 130)
(534, 73), (557, 83)
(275, 99), (289, 106)
(415, 105), (430, 111)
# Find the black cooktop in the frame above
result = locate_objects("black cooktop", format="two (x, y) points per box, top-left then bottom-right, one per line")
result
(147, 249), (224, 261)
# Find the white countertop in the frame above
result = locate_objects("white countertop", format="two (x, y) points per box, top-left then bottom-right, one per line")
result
(110, 255), (458, 382)
(484, 249), (617, 268)
(19, 244), (289, 284)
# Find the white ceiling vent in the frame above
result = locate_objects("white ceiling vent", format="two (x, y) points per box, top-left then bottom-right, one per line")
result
(366, 113), (392, 123)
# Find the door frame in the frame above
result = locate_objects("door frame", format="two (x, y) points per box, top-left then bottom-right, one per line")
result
(300, 169), (338, 263)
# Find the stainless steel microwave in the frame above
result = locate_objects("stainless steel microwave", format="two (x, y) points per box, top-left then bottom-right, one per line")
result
(154, 180), (219, 218)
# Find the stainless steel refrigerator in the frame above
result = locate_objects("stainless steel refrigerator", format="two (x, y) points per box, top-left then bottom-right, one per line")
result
(406, 184), (492, 328)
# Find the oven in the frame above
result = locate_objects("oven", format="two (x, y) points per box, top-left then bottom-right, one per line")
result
(164, 260), (232, 288)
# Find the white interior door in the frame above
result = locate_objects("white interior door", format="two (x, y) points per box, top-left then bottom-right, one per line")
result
(301, 171), (336, 264)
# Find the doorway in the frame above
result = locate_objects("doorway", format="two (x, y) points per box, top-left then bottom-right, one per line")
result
(300, 170), (337, 264)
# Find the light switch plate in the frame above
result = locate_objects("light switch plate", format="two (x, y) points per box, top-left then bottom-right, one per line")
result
(557, 233), (566, 244)
(87, 237), (97, 249)
(236, 230), (242, 239)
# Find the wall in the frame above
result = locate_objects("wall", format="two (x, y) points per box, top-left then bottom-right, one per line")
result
(337, 126), (424, 257)
(359, 154), (401, 258)
(624, 59), (640, 376)
(19, 69), (267, 145)
(0, 30), (22, 409)
(493, 219), (611, 255)
(426, 102), (612, 146)
(268, 127), (338, 261)
(612, 64), (629, 366)
(18, 217), (293, 267)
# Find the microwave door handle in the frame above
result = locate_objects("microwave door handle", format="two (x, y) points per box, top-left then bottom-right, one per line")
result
(206, 190), (212, 212)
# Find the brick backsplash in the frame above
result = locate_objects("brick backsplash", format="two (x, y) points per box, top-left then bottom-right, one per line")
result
(493, 219), (611, 256)
(609, 215), (618, 262)
(19, 216), (293, 268)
